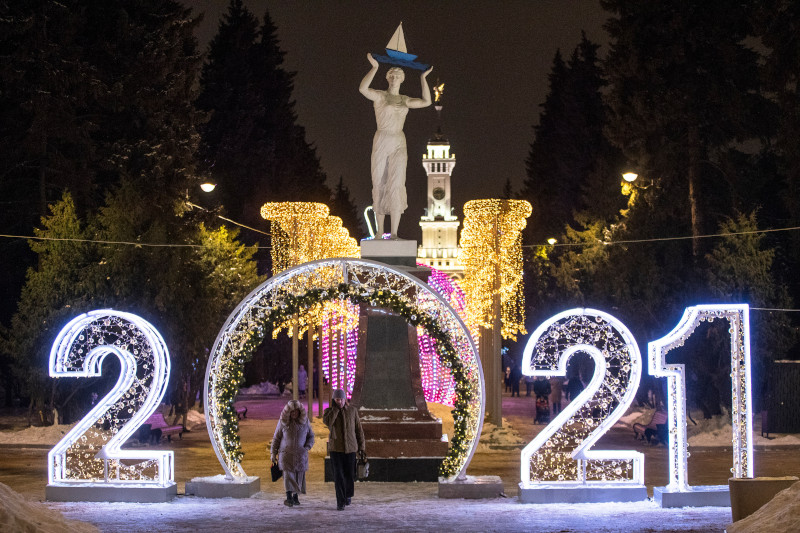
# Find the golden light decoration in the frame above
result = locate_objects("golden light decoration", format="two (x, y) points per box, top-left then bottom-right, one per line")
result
(261, 203), (361, 339)
(459, 199), (532, 340)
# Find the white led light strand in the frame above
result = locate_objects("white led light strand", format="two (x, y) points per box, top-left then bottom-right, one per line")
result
(520, 308), (644, 488)
(649, 304), (752, 494)
(48, 310), (173, 488)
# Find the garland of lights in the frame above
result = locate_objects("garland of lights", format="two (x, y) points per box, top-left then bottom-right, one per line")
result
(649, 304), (752, 495)
(459, 199), (531, 340)
(204, 259), (483, 481)
(48, 310), (173, 488)
(520, 309), (644, 488)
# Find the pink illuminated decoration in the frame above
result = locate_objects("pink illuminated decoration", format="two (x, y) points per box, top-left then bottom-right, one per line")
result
(318, 264), (463, 406)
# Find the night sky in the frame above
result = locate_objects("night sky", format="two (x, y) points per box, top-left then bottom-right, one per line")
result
(184, 1), (608, 239)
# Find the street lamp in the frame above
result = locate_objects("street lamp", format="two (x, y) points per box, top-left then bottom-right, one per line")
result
(622, 172), (638, 183)
(547, 238), (557, 245)
(200, 182), (216, 193)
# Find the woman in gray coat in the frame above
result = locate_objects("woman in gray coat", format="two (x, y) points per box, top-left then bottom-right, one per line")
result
(271, 399), (315, 507)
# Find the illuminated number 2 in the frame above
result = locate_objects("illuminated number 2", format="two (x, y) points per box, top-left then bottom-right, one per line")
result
(520, 309), (644, 488)
(48, 310), (174, 487)
(649, 304), (752, 493)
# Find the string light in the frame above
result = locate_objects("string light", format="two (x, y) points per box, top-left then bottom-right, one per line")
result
(203, 259), (483, 480)
(261, 203), (360, 340)
(520, 309), (644, 490)
(649, 304), (752, 500)
(48, 310), (173, 489)
(459, 199), (531, 340)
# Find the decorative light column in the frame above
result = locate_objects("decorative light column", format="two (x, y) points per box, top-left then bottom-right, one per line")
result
(460, 199), (531, 426)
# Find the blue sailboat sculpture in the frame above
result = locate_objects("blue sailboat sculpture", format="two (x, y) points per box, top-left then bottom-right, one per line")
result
(372, 23), (430, 71)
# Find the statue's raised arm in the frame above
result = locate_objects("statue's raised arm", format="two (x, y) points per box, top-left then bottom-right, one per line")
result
(359, 53), (382, 102)
(406, 66), (433, 109)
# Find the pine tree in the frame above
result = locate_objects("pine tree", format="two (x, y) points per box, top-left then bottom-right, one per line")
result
(197, 1), (330, 235)
(602, 0), (764, 258)
(520, 34), (622, 244)
(329, 176), (364, 240)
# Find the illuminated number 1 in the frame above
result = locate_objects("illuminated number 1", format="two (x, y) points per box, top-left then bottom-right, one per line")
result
(649, 304), (752, 498)
(48, 310), (174, 490)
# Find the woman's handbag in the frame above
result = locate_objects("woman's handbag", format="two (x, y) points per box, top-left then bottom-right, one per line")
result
(356, 451), (369, 480)
(271, 461), (283, 482)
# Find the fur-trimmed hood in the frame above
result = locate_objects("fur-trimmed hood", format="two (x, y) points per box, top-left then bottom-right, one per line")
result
(280, 400), (308, 426)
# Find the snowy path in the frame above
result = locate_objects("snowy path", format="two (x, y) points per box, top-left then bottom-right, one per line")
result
(48, 481), (732, 533)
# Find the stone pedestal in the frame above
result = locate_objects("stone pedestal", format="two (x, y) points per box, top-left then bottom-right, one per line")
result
(329, 304), (445, 482)
(46, 482), (177, 503)
(729, 476), (799, 522)
(518, 483), (648, 504)
(654, 485), (730, 508)
(184, 475), (260, 498)
(360, 238), (418, 267)
(439, 475), (505, 499)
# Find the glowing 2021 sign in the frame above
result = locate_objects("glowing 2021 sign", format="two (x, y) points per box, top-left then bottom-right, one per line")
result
(46, 310), (175, 502)
(649, 304), (751, 507)
(519, 309), (646, 503)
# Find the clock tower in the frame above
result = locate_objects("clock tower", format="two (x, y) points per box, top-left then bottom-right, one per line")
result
(417, 113), (463, 279)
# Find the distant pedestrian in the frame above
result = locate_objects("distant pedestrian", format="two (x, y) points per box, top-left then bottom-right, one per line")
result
(298, 364), (308, 399)
(312, 365), (319, 399)
(566, 376), (584, 402)
(323, 389), (365, 511)
(510, 364), (522, 397)
(533, 377), (551, 424)
(504, 366), (511, 392)
(525, 375), (535, 397)
(549, 376), (564, 416)
(270, 400), (315, 508)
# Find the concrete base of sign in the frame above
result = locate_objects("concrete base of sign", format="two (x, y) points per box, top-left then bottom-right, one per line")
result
(184, 475), (260, 498)
(518, 483), (648, 504)
(654, 485), (730, 508)
(438, 475), (505, 499)
(729, 476), (799, 522)
(46, 482), (177, 503)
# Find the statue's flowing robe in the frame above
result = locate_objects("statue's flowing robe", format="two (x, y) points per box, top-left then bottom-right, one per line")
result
(371, 93), (409, 215)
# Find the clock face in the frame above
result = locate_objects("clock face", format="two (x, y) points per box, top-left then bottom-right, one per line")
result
(432, 187), (445, 200)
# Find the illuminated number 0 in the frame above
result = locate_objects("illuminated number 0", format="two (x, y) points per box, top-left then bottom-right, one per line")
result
(48, 310), (174, 489)
(520, 309), (644, 491)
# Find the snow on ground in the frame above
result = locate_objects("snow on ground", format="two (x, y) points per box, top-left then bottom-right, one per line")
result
(727, 479), (800, 533)
(40, 481), (733, 533)
(614, 405), (800, 447)
(239, 381), (283, 396)
(0, 422), (76, 446)
(0, 482), (98, 533)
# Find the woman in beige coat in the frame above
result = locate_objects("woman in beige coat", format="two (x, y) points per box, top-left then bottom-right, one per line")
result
(271, 400), (315, 507)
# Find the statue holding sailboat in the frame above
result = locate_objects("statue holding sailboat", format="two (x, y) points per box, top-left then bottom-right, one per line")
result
(360, 23), (432, 239)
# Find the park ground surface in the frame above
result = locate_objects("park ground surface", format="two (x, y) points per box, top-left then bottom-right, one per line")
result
(1, 391), (799, 532)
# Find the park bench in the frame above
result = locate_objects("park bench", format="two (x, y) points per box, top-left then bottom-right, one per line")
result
(236, 405), (248, 419)
(143, 412), (184, 443)
(633, 409), (668, 445)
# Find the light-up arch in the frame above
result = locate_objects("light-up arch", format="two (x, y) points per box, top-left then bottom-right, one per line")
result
(204, 258), (483, 481)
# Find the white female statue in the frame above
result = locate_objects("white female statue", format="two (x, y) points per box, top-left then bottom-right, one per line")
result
(360, 53), (432, 239)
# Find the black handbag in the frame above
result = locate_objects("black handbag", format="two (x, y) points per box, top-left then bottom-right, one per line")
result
(356, 451), (369, 480)
(271, 462), (283, 482)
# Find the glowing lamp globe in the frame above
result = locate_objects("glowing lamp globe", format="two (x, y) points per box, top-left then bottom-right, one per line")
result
(200, 182), (216, 192)
(622, 172), (638, 183)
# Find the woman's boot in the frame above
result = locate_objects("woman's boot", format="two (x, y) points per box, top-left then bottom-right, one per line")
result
(292, 493), (300, 505)
(284, 491), (294, 507)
